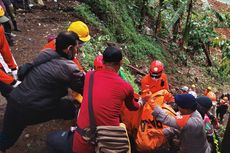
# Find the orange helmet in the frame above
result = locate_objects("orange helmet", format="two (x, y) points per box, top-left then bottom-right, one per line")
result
(149, 60), (164, 79)
(94, 55), (104, 71)
(150, 60), (164, 73)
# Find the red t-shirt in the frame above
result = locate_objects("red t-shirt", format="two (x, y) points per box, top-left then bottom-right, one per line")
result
(72, 69), (139, 153)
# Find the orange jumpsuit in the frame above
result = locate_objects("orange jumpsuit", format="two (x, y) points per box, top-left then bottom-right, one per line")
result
(43, 40), (84, 71)
(0, 24), (17, 85)
(204, 90), (217, 101)
(141, 73), (169, 94)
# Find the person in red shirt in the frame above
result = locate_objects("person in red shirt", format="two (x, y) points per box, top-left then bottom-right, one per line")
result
(0, 23), (20, 97)
(141, 60), (169, 94)
(47, 46), (143, 153)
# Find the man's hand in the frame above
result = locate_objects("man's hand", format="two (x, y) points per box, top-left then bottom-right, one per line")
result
(141, 89), (152, 102)
(138, 97), (146, 107)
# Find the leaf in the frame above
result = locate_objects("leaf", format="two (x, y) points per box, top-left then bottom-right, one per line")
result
(165, 0), (190, 31)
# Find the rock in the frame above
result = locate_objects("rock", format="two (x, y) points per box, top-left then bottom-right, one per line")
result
(24, 134), (30, 138)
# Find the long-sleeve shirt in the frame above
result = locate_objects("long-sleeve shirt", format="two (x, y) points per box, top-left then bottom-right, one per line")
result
(0, 24), (17, 84)
(73, 69), (140, 153)
(152, 106), (211, 153)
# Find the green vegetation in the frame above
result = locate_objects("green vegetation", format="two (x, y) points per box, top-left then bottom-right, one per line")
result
(75, 0), (229, 89)
(75, 0), (166, 64)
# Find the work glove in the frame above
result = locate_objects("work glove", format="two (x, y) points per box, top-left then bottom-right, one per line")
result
(138, 97), (146, 107)
(12, 80), (21, 88)
(11, 69), (18, 80)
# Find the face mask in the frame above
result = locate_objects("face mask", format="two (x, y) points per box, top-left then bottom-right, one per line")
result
(150, 73), (161, 80)
(66, 46), (76, 60)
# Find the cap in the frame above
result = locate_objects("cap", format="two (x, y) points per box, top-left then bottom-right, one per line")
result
(175, 94), (197, 109)
(196, 96), (212, 109)
(181, 86), (189, 92)
(103, 46), (122, 63)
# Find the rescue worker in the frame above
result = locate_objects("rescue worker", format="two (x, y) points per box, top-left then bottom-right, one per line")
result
(141, 60), (169, 94)
(93, 55), (104, 71)
(151, 94), (211, 153)
(204, 86), (217, 117)
(47, 46), (144, 153)
(0, 31), (85, 153)
(0, 5), (14, 46)
(0, 12), (19, 98)
(43, 20), (91, 72)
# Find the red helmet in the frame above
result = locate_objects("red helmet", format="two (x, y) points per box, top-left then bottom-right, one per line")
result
(94, 55), (104, 71)
(150, 60), (164, 73)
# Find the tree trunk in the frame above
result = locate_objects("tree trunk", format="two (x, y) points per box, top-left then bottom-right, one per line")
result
(138, 0), (148, 31)
(181, 0), (193, 49)
(155, 0), (164, 36)
(221, 116), (230, 153)
(172, 0), (181, 41)
(201, 40), (212, 66)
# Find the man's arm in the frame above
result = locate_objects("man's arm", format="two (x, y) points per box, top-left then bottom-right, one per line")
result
(0, 25), (17, 70)
(152, 106), (179, 129)
(124, 83), (140, 111)
(70, 69), (85, 95)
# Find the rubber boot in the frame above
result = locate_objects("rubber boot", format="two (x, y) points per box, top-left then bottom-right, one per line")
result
(12, 20), (21, 32)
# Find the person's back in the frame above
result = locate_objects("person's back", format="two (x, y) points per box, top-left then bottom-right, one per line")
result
(78, 69), (136, 128)
(179, 110), (210, 153)
(72, 46), (140, 153)
(10, 49), (83, 110)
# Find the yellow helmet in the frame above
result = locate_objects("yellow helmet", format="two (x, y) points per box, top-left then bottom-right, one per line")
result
(191, 84), (196, 88)
(0, 6), (5, 17)
(67, 21), (91, 42)
(207, 86), (212, 90)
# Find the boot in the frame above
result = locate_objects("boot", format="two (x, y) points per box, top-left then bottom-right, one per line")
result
(12, 20), (21, 32)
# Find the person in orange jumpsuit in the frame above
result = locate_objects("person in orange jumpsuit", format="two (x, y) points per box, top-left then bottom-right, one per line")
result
(0, 23), (19, 97)
(204, 86), (217, 117)
(43, 21), (91, 72)
(141, 60), (169, 94)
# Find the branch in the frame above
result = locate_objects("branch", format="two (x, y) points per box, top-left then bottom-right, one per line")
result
(126, 64), (147, 76)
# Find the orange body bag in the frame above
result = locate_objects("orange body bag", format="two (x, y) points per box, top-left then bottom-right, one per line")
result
(121, 90), (176, 152)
